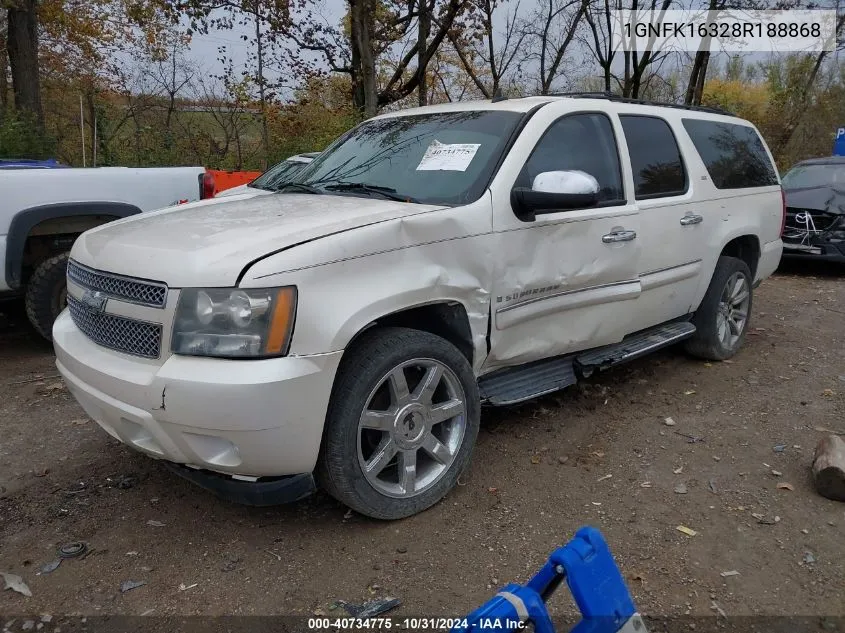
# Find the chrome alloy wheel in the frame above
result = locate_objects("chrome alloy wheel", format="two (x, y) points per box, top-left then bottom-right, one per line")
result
(356, 359), (467, 498)
(717, 271), (750, 348)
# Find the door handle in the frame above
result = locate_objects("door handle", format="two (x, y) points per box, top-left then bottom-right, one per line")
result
(602, 230), (637, 243)
(680, 213), (704, 226)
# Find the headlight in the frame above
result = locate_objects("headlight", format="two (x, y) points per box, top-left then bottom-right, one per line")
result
(172, 287), (297, 358)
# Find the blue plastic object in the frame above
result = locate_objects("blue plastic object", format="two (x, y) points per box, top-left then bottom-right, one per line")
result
(454, 527), (641, 633)
(834, 127), (845, 156)
(0, 158), (66, 169)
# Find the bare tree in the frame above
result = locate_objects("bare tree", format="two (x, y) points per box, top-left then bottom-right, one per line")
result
(448, 0), (527, 98)
(583, 0), (676, 99)
(621, 0), (674, 98)
(521, 0), (590, 95)
(583, 0), (615, 92)
(185, 69), (258, 170)
(146, 33), (195, 151)
(289, 0), (470, 117)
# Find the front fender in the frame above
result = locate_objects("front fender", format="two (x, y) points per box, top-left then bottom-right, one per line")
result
(240, 198), (495, 372)
(5, 201), (142, 289)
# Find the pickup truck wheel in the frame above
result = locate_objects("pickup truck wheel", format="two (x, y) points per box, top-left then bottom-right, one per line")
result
(317, 327), (480, 520)
(25, 252), (70, 341)
(685, 256), (753, 361)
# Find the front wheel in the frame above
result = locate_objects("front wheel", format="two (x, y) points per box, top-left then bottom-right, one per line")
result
(317, 327), (480, 520)
(25, 252), (70, 341)
(685, 256), (753, 361)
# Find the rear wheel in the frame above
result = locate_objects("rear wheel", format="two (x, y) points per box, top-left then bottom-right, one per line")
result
(685, 256), (753, 361)
(25, 252), (70, 341)
(317, 327), (480, 520)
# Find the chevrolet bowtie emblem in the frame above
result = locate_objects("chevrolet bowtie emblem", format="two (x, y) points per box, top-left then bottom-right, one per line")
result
(81, 289), (108, 313)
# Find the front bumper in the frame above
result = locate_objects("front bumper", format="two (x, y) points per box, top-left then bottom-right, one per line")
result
(782, 240), (845, 263)
(53, 309), (343, 479)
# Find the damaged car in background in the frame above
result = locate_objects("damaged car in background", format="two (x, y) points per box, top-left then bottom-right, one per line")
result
(781, 156), (845, 263)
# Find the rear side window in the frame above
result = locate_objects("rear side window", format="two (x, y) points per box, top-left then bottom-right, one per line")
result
(619, 116), (687, 199)
(682, 119), (778, 189)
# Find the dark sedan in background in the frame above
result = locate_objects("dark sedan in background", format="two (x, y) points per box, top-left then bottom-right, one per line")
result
(781, 156), (845, 263)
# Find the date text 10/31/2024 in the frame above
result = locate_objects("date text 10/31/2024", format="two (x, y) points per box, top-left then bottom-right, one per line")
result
(307, 618), (528, 630)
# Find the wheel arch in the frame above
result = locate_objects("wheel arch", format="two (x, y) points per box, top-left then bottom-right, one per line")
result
(719, 234), (761, 281)
(342, 301), (477, 369)
(5, 202), (142, 289)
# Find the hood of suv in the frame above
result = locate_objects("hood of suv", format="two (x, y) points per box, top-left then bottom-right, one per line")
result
(72, 194), (445, 287)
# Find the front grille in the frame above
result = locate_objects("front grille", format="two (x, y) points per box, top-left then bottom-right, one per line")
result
(67, 259), (167, 308)
(785, 210), (840, 233)
(67, 295), (162, 359)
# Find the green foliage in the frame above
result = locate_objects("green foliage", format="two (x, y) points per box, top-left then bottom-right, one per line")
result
(700, 55), (845, 171)
(0, 112), (57, 159)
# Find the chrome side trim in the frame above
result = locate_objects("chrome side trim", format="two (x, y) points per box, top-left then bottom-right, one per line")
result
(497, 279), (638, 314)
(639, 259), (702, 292)
(640, 259), (702, 277)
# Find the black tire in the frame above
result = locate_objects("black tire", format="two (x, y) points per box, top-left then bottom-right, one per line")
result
(25, 252), (70, 341)
(685, 256), (753, 361)
(317, 327), (480, 520)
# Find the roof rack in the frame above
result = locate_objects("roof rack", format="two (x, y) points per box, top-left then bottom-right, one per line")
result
(544, 91), (734, 116)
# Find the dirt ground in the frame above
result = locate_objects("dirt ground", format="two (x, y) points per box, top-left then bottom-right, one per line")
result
(1, 261), (843, 626)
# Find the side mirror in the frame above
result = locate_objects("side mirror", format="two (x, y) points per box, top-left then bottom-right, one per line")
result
(511, 170), (600, 221)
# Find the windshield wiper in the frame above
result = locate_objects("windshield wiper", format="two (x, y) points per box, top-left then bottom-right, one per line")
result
(276, 182), (324, 194)
(323, 182), (419, 203)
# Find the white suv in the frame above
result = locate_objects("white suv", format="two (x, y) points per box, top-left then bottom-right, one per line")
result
(53, 95), (784, 519)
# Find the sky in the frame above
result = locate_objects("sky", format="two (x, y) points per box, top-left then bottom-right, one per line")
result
(182, 1), (842, 100)
(186, 0), (346, 82)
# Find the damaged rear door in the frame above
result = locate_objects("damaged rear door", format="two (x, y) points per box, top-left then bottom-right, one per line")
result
(485, 106), (641, 371)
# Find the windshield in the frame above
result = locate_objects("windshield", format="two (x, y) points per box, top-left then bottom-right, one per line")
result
(782, 163), (845, 189)
(287, 110), (524, 206)
(250, 160), (310, 191)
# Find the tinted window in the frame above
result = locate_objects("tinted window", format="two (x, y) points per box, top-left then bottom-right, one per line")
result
(516, 113), (623, 204)
(294, 110), (523, 206)
(620, 115), (687, 198)
(682, 119), (778, 189)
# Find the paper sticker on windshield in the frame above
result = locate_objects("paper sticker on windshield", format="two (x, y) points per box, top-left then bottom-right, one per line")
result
(416, 140), (481, 171)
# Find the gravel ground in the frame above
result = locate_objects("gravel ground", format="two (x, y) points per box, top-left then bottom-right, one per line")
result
(0, 261), (843, 627)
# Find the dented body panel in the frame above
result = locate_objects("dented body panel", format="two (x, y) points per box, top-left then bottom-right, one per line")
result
(243, 194), (495, 371)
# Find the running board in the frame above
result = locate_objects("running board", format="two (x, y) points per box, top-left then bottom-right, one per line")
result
(478, 356), (577, 406)
(575, 321), (696, 377)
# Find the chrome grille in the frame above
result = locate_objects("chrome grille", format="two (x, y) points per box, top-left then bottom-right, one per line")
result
(67, 259), (168, 308)
(67, 295), (162, 359)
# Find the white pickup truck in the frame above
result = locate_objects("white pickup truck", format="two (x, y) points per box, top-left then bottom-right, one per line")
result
(0, 166), (218, 338)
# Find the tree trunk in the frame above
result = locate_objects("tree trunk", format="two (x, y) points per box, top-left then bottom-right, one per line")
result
(6, 0), (42, 127)
(812, 434), (845, 502)
(0, 30), (8, 118)
(417, 0), (429, 106)
(86, 89), (96, 166)
(622, 51), (632, 97)
(350, 0), (377, 118)
(255, 10), (269, 170)
(692, 52), (709, 106)
(685, 51), (705, 105)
